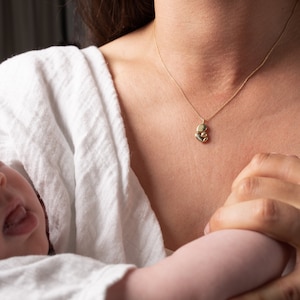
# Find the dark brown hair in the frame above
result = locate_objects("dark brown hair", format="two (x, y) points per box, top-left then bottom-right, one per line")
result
(75, 0), (155, 46)
(35, 190), (55, 255)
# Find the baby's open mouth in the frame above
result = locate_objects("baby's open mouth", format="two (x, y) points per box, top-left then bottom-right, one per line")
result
(3, 205), (27, 231)
(3, 205), (38, 235)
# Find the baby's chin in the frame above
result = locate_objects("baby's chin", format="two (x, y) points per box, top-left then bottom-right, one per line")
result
(22, 231), (50, 257)
(32, 237), (51, 256)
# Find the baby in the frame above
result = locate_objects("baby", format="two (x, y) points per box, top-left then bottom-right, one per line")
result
(0, 161), (290, 299)
(0, 161), (53, 259)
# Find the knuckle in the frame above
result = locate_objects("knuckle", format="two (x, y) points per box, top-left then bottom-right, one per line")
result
(254, 198), (279, 223)
(251, 153), (271, 167)
(236, 177), (258, 197)
(280, 282), (300, 300)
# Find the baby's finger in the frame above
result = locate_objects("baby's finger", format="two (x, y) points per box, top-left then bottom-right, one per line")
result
(225, 176), (300, 209)
(232, 153), (300, 188)
(208, 199), (300, 248)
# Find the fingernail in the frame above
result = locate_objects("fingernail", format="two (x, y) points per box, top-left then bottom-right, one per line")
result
(204, 223), (210, 235)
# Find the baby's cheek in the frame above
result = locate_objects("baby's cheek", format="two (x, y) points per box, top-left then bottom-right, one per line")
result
(22, 219), (50, 256)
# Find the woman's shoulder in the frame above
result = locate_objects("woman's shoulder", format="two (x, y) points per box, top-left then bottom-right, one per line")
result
(0, 45), (105, 78)
(0, 46), (114, 101)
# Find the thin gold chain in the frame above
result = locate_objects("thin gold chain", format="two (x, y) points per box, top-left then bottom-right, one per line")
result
(154, 0), (298, 142)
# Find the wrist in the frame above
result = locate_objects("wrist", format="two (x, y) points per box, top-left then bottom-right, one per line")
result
(106, 259), (185, 300)
(106, 267), (161, 300)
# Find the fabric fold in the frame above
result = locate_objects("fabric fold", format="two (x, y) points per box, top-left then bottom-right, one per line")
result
(0, 46), (165, 298)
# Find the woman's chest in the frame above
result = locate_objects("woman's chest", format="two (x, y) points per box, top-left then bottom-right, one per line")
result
(123, 96), (300, 250)
(112, 54), (300, 250)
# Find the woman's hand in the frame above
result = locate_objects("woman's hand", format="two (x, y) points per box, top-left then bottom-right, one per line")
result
(207, 153), (300, 299)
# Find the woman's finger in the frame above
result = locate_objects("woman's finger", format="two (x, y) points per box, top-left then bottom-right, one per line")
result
(232, 153), (300, 188)
(231, 254), (300, 300)
(225, 176), (300, 209)
(208, 199), (300, 248)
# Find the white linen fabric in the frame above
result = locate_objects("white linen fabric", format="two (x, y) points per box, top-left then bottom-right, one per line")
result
(0, 46), (166, 299)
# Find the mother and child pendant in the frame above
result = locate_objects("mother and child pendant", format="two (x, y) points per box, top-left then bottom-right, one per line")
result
(195, 123), (209, 143)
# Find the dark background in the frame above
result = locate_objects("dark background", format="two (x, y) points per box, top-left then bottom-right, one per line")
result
(0, 0), (87, 62)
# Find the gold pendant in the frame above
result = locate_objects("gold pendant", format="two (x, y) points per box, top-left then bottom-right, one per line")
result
(195, 123), (209, 143)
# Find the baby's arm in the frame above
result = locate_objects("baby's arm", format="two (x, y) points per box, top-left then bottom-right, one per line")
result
(108, 229), (290, 300)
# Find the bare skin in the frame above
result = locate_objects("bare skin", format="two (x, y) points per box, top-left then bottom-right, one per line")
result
(99, 1), (300, 298)
(108, 229), (290, 300)
(100, 0), (300, 251)
(209, 153), (300, 299)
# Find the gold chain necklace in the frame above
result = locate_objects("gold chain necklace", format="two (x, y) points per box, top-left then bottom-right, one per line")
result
(154, 0), (298, 143)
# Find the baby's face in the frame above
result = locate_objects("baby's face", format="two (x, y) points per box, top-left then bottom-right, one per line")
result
(0, 162), (48, 258)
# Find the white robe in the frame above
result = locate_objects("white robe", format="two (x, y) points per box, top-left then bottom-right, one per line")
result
(0, 46), (166, 299)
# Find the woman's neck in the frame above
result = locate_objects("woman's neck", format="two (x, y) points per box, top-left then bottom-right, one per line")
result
(153, 0), (298, 93)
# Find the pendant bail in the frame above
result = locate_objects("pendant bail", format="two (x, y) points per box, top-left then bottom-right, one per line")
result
(195, 122), (209, 143)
